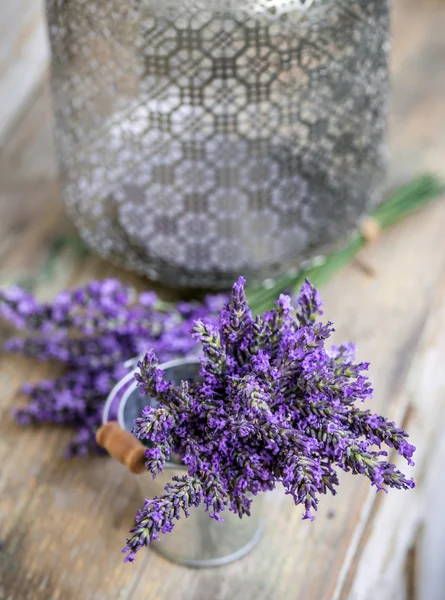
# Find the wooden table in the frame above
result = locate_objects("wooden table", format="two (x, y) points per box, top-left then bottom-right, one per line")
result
(1, 1), (445, 598)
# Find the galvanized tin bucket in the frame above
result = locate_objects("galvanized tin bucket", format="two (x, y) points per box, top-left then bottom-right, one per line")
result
(100, 358), (263, 567)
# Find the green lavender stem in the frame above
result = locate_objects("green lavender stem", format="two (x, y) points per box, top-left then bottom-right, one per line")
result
(247, 174), (445, 314)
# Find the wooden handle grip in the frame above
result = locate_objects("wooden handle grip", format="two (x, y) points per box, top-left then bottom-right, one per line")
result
(96, 422), (146, 474)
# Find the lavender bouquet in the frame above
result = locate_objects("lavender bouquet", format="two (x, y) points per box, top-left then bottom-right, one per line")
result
(123, 278), (415, 563)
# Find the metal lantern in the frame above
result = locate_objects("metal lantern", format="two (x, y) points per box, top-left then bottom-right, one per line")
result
(47, 0), (390, 288)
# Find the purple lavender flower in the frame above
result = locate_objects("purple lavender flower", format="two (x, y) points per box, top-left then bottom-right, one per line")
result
(123, 476), (204, 563)
(0, 280), (225, 456)
(124, 278), (415, 562)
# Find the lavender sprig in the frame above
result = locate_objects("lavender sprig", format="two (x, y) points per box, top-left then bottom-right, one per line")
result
(123, 475), (205, 563)
(125, 277), (415, 562)
(0, 280), (225, 456)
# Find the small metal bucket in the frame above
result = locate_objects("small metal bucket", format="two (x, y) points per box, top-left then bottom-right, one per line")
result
(101, 358), (263, 567)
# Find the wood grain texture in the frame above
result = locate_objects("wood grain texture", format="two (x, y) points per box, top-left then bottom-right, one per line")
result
(0, 1), (445, 599)
(0, 0), (49, 143)
(389, 0), (445, 183)
(338, 269), (445, 600)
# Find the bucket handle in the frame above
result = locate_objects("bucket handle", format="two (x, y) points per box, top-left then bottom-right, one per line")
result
(96, 421), (147, 474)
(96, 421), (179, 474)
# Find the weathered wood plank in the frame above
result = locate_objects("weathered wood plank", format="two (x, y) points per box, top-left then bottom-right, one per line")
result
(338, 267), (445, 600)
(0, 0), (49, 143)
(389, 0), (445, 183)
(0, 82), (56, 184)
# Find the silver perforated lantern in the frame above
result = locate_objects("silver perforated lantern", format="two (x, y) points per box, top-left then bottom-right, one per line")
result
(47, 0), (390, 289)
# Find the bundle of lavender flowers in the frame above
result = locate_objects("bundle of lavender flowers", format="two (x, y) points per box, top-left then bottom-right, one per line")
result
(0, 280), (224, 456)
(123, 278), (415, 563)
